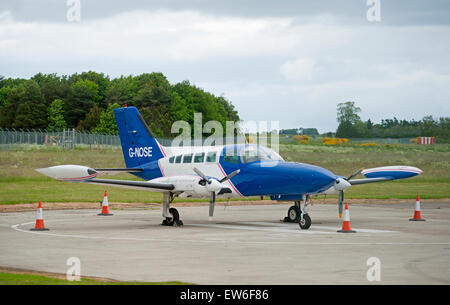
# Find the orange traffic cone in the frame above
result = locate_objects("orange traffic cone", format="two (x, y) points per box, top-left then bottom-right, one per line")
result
(337, 202), (356, 233)
(410, 195), (425, 221)
(30, 201), (49, 231)
(98, 190), (113, 216)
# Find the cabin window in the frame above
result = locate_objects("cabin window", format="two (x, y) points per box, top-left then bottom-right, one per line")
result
(206, 152), (217, 163)
(169, 156), (175, 163)
(194, 152), (205, 163)
(183, 154), (193, 163)
(175, 155), (182, 163)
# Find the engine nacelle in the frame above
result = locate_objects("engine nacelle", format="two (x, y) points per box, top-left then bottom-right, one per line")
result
(150, 175), (214, 197)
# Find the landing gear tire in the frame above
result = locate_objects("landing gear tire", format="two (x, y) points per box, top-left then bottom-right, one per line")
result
(285, 205), (301, 223)
(298, 214), (311, 230)
(162, 208), (183, 227)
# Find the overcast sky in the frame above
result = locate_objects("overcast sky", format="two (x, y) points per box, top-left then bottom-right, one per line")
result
(1, 0), (449, 132)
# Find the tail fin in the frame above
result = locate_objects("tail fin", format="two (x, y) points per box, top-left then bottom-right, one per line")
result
(114, 107), (166, 168)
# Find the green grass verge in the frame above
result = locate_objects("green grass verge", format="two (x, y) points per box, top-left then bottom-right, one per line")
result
(0, 143), (448, 205)
(0, 272), (191, 285)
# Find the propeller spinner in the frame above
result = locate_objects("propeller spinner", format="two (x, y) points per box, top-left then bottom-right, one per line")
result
(193, 167), (240, 220)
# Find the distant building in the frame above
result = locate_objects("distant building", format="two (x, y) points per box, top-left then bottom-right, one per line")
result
(279, 128), (319, 136)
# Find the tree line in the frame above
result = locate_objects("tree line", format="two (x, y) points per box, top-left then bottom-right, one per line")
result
(335, 102), (450, 141)
(0, 72), (240, 136)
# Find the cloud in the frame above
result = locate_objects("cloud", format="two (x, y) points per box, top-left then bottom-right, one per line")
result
(0, 6), (449, 132)
(280, 58), (315, 81)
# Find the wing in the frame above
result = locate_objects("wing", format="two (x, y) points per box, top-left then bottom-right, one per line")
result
(348, 177), (393, 185)
(94, 168), (144, 173)
(85, 178), (174, 192)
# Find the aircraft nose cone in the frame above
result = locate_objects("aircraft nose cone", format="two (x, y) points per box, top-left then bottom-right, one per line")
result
(311, 168), (337, 191)
(334, 177), (351, 191)
(282, 162), (337, 193)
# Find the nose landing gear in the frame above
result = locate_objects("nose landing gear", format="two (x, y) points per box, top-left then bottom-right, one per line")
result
(284, 201), (301, 223)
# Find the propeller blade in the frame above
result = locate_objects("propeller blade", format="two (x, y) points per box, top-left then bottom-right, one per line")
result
(338, 190), (344, 218)
(209, 192), (216, 219)
(193, 167), (210, 183)
(219, 169), (240, 183)
(347, 168), (364, 181)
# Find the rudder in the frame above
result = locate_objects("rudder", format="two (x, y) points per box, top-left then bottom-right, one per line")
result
(114, 107), (166, 168)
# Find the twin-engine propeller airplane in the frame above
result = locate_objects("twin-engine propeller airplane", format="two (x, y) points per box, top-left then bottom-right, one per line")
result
(37, 106), (423, 229)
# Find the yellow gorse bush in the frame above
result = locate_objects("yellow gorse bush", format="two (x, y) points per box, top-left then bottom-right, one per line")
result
(293, 135), (310, 144)
(321, 137), (349, 145)
(360, 142), (377, 147)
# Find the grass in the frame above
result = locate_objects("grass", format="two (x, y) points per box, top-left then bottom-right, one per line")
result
(0, 143), (449, 205)
(0, 272), (191, 285)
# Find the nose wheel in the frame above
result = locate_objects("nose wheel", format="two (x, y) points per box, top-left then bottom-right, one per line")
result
(298, 213), (311, 230)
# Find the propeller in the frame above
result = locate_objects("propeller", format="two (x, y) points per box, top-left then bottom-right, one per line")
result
(337, 168), (364, 218)
(347, 168), (364, 181)
(220, 169), (240, 183)
(193, 167), (240, 220)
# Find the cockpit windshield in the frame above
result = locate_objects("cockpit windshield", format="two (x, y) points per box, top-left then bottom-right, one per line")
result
(240, 145), (284, 164)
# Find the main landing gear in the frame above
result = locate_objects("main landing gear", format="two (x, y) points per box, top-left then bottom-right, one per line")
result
(283, 195), (312, 230)
(161, 192), (183, 227)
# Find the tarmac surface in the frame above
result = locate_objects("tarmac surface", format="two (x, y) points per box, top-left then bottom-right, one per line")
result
(1, 201), (449, 284)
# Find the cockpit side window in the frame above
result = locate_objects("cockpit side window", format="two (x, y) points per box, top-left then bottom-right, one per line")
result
(240, 145), (284, 164)
(169, 156), (175, 163)
(175, 155), (182, 164)
(222, 148), (240, 164)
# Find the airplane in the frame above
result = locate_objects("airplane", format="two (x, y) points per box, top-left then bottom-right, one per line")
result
(36, 106), (423, 230)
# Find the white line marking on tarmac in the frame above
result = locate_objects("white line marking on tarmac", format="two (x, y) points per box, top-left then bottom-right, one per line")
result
(10, 221), (449, 246)
(190, 223), (335, 234)
(218, 222), (397, 233)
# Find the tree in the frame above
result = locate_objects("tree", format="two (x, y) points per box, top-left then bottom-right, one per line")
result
(336, 101), (362, 138)
(47, 99), (67, 131)
(77, 104), (101, 132)
(93, 103), (120, 134)
(66, 79), (101, 128)
(0, 72), (243, 137)
(169, 92), (190, 122)
(337, 101), (361, 124)
(105, 75), (139, 106)
(11, 81), (47, 129)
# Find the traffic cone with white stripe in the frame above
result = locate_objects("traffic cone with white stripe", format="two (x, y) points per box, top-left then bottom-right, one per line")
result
(98, 190), (113, 216)
(410, 195), (425, 221)
(30, 201), (49, 231)
(337, 202), (356, 233)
